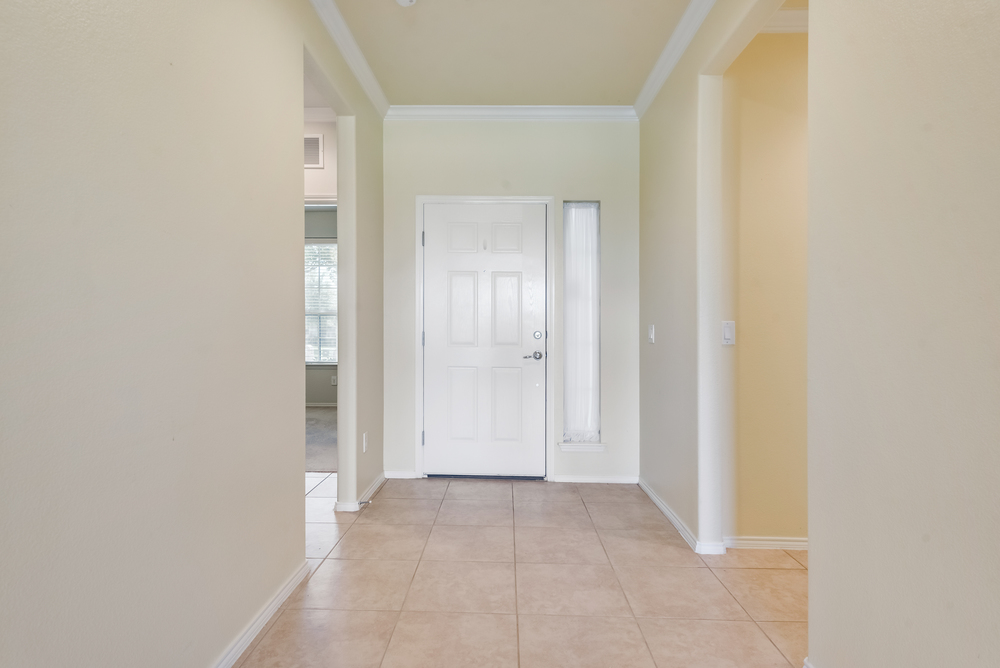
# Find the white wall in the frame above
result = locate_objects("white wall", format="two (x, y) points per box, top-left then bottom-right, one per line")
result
(0, 0), (382, 665)
(809, 1), (1000, 665)
(383, 120), (640, 480)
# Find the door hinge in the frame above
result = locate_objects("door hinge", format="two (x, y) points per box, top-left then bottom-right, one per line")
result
(421, 231), (425, 246)
(421, 431), (425, 446)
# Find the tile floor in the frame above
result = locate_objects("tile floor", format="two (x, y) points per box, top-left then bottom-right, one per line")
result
(235, 477), (808, 668)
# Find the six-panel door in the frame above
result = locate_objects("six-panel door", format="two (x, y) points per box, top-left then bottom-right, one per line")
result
(423, 202), (546, 476)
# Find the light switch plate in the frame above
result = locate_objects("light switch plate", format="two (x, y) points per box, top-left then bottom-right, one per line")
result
(648, 324), (655, 344)
(722, 321), (736, 345)
(331, 376), (337, 386)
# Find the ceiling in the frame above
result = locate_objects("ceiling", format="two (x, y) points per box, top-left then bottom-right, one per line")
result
(304, 75), (330, 108)
(335, 0), (692, 106)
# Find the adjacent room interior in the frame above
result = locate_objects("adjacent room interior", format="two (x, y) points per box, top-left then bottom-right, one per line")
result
(304, 71), (339, 482)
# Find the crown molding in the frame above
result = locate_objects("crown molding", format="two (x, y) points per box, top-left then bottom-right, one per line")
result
(309, 0), (390, 118)
(304, 107), (337, 123)
(384, 105), (638, 122)
(305, 195), (338, 206)
(761, 9), (808, 33)
(634, 0), (717, 118)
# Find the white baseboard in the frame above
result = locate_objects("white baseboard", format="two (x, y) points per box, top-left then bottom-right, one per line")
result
(337, 471), (386, 511)
(724, 536), (809, 550)
(384, 471), (422, 479)
(213, 561), (310, 668)
(360, 472), (386, 502)
(637, 477), (726, 555)
(549, 475), (639, 484)
(803, 659), (815, 668)
(306, 403), (337, 407)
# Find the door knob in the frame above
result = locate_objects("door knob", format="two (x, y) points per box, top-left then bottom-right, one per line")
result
(523, 351), (543, 360)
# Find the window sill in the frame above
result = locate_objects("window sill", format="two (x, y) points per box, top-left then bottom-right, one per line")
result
(306, 363), (338, 368)
(558, 443), (607, 453)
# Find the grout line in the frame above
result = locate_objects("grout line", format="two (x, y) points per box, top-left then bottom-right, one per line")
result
(704, 562), (795, 665)
(375, 610), (402, 668)
(378, 481), (446, 664)
(513, 513), (521, 668)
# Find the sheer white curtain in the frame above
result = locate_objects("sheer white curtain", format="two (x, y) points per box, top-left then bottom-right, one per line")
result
(563, 202), (601, 443)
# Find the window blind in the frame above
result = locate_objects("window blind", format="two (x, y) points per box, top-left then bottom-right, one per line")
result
(305, 242), (337, 364)
(563, 202), (601, 443)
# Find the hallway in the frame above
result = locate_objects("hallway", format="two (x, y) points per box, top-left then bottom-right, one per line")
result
(236, 478), (807, 667)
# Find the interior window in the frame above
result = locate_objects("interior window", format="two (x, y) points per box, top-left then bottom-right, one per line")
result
(305, 242), (337, 364)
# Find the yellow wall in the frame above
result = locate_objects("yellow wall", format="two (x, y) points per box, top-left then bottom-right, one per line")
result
(383, 120), (640, 479)
(0, 0), (382, 665)
(726, 33), (808, 539)
(809, 1), (1000, 665)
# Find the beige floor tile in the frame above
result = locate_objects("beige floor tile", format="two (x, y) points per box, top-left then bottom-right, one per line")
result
(616, 564), (749, 620)
(759, 622), (808, 667)
(240, 608), (398, 668)
(356, 498), (441, 525)
(285, 559), (417, 611)
(598, 529), (704, 569)
(785, 550), (808, 568)
(422, 525), (514, 562)
(305, 559), (324, 576)
(403, 561), (516, 614)
(381, 612), (518, 668)
(577, 483), (653, 504)
(307, 476), (338, 498)
(701, 549), (804, 570)
(585, 502), (673, 530)
(305, 497), (357, 524)
(518, 615), (656, 668)
(232, 608), (283, 668)
(435, 499), (513, 526)
(376, 478), (449, 499)
(712, 569), (808, 622)
(329, 524), (430, 560)
(513, 501), (593, 529)
(514, 527), (608, 564)
(638, 618), (792, 668)
(516, 563), (632, 617)
(305, 523), (345, 559)
(444, 479), (513, 501)
(512, 481), (581, 503)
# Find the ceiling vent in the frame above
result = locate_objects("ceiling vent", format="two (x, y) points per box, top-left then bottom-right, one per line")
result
(304, 134), (323, 169)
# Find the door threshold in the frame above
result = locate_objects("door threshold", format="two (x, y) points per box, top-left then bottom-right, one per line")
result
(426, 474), (545, 481)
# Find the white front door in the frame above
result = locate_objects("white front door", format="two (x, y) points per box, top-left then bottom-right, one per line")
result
(423, 202), (547, 477)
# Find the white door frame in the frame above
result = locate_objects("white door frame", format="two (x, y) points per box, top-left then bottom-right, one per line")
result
(414, 196), (557, 478)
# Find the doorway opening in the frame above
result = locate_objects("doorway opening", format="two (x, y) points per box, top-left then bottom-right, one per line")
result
(692, 0), (809, 553)
(303, 68), (339, 477)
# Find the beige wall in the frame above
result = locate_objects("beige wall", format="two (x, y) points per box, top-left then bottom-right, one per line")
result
(304, 120), (338, 200)
(305, 367), (338, 405)
(809, 1), (1000, 666)
(0, 0), (382, 665)
(383, 120), (640, 479)
(726, 33), (808, 539)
